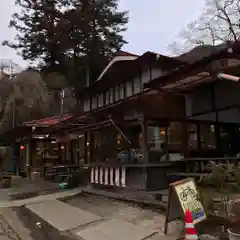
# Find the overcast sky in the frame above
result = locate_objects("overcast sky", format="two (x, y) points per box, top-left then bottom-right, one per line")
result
(0, 0), (205, 69)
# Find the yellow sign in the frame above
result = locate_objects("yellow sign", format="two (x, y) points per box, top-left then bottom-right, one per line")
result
(174, 178), (206, 224)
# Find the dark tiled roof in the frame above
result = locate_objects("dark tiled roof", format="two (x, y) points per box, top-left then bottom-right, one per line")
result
(115, 51), (139, 57)
(175, 43), (228, 63)
(145, 41), (240, 91)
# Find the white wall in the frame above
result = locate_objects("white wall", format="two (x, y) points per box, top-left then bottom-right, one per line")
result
(151, 68), (163, 79)
(83, 66), (164, 112)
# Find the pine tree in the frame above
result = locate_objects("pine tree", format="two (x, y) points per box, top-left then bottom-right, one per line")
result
(4, 0), (128, 87)
(3, 0), (67, 72)
(65, 0), (128, 83)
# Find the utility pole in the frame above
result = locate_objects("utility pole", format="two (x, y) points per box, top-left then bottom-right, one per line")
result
(12, 99), (16, 128)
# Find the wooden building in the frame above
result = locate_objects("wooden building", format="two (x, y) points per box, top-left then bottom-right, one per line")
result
(7, 42), (240, 190)
(0, 114), (74, 177)
(145, 41), (240, 166)
(61, 42), (240, 190)
(48, 51), (191, 189)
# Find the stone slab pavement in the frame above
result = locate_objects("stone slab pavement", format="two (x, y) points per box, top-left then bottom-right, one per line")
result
(65, 194), (183, 240)
(0, 208), (33, 240)
(73, 219), (157, 240)
(0, 188), (183, 240)
(0, 212), (21, 240)
(26, 200), (101, 231)
(0, 187), (82, 208)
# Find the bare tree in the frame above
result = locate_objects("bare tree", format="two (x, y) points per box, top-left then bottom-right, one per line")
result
(0, 70), (51, 132)
(168, 0), (240, 55)
(0, 69), (77, 134)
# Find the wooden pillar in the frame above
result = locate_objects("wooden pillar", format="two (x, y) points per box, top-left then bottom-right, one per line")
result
(211, 82), (220, 150)
(57, 143), (61, 163)
(89, 132), (94, 163)
(140, 116), (149, 163)
(66, 142), (70, 162)
(25, 139), (31, 178)
(74, 140), (78, 164)
(86, 131), (93, 164)
(84, 132), (88, 164)
(165, 127), (169, 161)
(182, 119), (189, 157)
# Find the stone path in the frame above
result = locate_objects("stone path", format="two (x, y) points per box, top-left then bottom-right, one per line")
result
(25, 198), (160, 240)
(65, 194), (183, 240)
(26, 200), (101, 231)
(73, 219), (156, 240)
(0, 187), (82, 208)
(0, 189), (182, 240)
(0, 214), (21, 240)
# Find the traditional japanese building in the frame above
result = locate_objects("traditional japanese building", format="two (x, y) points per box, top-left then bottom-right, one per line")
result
(145, 41), (240, 164)
(6, 42), (240, 191)
(0, 114), (74, 177)
(48, 50), (191, 189)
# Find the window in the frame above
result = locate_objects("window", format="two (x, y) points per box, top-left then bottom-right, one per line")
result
(120, 84), (124, 99)
(167, 122), (183, 151)
(219, 124), (240, 154)
(83, 98), (90, 112)
(141, 69), (150, 84)
(115, 85), (120, 101)
(96, 95), (99, 108)
(105, 90), (110, 105)
(148, 126), (166, 151)
(133, 77), (141, 94)
(126, 81), (132, 97)
(92, 97), (97, 109)
(110, 88), (114, 103)
(200, 124), (216, 149)
(98, 93), (103, 107)
(188, 124), (198, 150)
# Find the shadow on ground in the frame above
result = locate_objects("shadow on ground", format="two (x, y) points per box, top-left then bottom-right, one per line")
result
(13, 206), (78, 240)
(9, 178), (61, 201)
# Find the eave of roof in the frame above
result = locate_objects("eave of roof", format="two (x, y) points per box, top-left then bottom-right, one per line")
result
(96, 54), (138, 81)
(23, 114), (72, 127)
(49, 89), (161, 135)
(144, 42), (240, 91)
(76, 51), (184, 97)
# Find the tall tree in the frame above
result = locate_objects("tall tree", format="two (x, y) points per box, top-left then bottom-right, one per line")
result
(3, 0), (67, 72)
(63, 0), (128, 85)
(4, 0), (128, 87)
(168, 0), (240, 55)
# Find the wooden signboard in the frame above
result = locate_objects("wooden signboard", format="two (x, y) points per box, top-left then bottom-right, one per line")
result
(164, 178), (206, 235)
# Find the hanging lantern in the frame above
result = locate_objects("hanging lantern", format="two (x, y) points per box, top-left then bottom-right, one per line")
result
(160, 128), (166, 136)
(116, 134), (121, 145)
